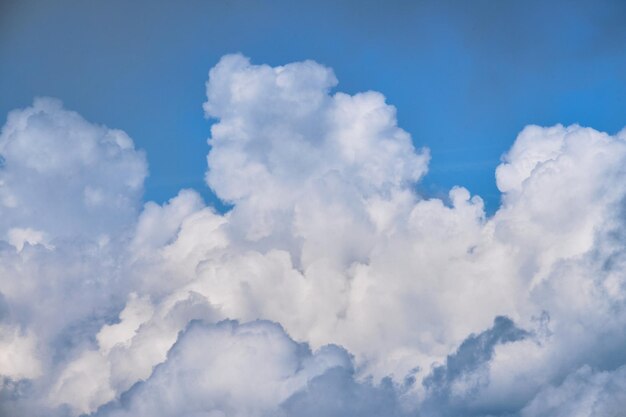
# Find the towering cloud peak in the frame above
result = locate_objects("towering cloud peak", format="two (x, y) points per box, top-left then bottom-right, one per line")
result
(203, 54), (429, 241)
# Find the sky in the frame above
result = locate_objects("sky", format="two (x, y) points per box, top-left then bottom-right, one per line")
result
(2, 2), (626, 417)
(2, 0), (625, 212)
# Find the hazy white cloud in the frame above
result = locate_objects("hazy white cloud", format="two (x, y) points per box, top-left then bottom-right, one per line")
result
(1, 55), (626, 417)
(520, 365), (626, 417)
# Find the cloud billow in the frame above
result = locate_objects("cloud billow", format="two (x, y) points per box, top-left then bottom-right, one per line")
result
(1, 54), (626, 417)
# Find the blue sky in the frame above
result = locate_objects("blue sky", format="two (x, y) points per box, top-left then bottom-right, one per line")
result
(1, 0), (625, 212)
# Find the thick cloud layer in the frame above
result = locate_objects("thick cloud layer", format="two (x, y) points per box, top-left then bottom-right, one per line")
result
(1, 55), (626, 417)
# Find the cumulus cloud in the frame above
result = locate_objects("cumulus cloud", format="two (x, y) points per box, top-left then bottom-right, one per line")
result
(204, 54), (428, 243)
(1, 54), (626, 417)
(0, 98), (147, 416)
(0, 97), (147, 241)
(95, 319), (357, 417)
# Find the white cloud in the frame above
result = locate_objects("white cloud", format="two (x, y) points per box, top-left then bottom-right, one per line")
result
(6, 227), (51, 251)
(0, 324), (42, 380)
(204, 54), (428, 241)
(0, 97), (147, 241)
(0, 98), (148, 416)
(95, 320), (358, 417)
(1, 56), (626, 417)
(521, 365), (626, 417)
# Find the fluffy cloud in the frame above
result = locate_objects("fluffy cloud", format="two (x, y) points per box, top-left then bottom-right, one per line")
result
(1, 55), (626, 417)
(204, 54), (428, 243)
(0, 98), (147, 416)
(95, 320), (360, 417)
(0, 97), (147, 241)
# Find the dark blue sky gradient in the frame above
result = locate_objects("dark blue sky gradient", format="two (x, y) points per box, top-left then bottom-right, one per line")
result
(1, 0), (625, 212)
